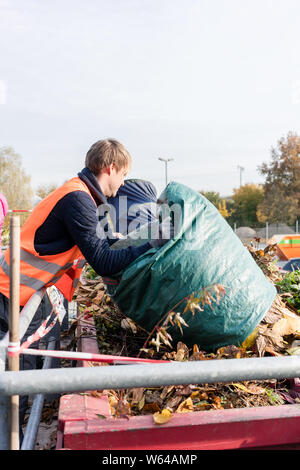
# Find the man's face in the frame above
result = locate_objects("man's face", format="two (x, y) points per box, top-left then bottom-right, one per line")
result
(107, 164), (128, 197)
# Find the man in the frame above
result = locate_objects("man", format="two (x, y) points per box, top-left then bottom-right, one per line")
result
(0, 138), (169, 434)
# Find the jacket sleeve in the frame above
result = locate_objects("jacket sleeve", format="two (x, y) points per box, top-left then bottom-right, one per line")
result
(60, 191), (152, 276)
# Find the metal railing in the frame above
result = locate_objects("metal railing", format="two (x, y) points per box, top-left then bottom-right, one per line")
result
(20, 339), (56, 450)
(233, 221), (300, 243)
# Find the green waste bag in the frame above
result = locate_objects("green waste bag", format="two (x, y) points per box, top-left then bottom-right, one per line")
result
(103, 182), (276, 351)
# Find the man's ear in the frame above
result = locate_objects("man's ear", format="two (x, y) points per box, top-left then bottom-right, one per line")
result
(104, 164), (114, 176)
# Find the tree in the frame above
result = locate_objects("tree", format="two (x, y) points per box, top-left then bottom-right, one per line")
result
(0, 146), (34, 210)
(257, 189), (299, 225)
(218, 199), (229, 218)
(36, 183), (58, 199)
(231, 184), (264, 226)
(200, 191), (231, 218)
(257, 132), (300, 223)
(200, 191), (221, 208)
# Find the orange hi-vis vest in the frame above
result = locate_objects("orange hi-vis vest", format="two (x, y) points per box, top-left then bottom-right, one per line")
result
(55, 256), (86, 302)
(0, 177), (93, 306)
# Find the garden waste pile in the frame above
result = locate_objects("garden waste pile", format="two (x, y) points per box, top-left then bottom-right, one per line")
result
(70, 242), (300, 422)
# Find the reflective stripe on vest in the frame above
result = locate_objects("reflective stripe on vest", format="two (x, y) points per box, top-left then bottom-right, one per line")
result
(0, 177), (94, 306)
(0, 253), (71, 291)
(20, 249), (73, 274)
(54, 257), (86, 301)
(0, 254), (46, 291)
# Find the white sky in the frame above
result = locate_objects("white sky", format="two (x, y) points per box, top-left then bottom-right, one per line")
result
(0, 0), (300, 196)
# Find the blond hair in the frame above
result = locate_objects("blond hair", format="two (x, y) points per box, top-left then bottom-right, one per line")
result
(85, 139), (132, 175)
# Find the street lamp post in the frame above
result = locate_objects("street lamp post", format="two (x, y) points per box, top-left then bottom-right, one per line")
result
(158, 157), (174, 186)
(237, 165), (245, 187)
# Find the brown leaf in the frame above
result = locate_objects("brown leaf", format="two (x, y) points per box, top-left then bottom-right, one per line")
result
(246, 383), (267, 395)
(175, 385), (193, 396)
(143, 402), (161, 413)
(138, 395), (145, 411)
(165, 395), (182, 410)
(92, 290), (105, 304)
(194, 401), (211, 411)
(115, 399), (131, 416)
(130, 388), (145, 404)
(218, 345), (248, 358)
(160, 385), (175, 400)
(255, 327), (269, 356)
(177, 341), (190, 358)
(144, 390), (163, 406)
(121, 318), (138, 334)
(153, 409), (173, 425)
(271, 313), (300, 338)
(232, 382), (266, 395)
(211, 396), (223, 409)
(190, 351), (209, 361)
(176, 397), (194, 413)
(175, 349), (186, 361)
(90, 390), (104, 397)
(162, 351), (176, 360)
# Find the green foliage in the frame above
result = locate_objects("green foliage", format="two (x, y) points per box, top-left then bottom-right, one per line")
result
(199, 190), (221, 207)
(231, 184), (264, 226)
(257, 189), (298, 225)
(200, 191), (231, 219)
(265, 387), (285, 405)
(85, 265), (99, 280)
(257, 132), (300, 224)
(200, 186), (263, 226)
(0, 146), (34, 211)
(276, 271), (300, 313)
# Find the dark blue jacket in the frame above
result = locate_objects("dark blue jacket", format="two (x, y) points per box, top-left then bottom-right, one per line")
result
(107, 178), (158, 234)
(34, 168), (152, 276)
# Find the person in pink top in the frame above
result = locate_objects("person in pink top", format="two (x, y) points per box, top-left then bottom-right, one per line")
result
(0, 193), (8, 256)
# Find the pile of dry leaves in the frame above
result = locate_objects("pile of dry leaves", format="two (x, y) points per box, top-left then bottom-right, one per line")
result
(70, 243), (300, 422)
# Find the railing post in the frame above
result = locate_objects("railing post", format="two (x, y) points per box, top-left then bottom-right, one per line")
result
(8, 216), (20, 450)
(21, 339), (56, 450)
(0, 290), (8, 450)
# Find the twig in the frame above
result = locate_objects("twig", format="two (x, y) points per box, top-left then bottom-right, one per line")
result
(137, 285), (226, 357)
(137, 295), (190, 357)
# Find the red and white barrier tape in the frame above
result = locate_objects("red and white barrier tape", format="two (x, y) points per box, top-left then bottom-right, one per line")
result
(7, 312), (59, 356)
(7, 341), (20, 354)
(7, 286), (66, 356)
(19, 312), (58, 354)
(8, 346), (170, 365)
(7, 210), (32, 213)
(6, 284), (169, 365)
